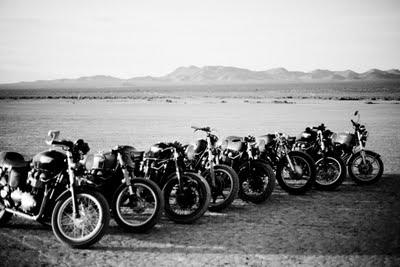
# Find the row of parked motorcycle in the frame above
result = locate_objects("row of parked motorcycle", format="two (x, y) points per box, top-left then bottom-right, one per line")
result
(0, 111), (384, 249)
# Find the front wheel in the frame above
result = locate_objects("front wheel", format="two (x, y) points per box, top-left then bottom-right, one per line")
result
(202, 164), (239, 212)
(163, 173), (211, 224)
(238, 160), (275, 204)
(51, 190), (110, 249)
(314, 155), (346, 191)
(112, 178), (163, 233)
(348, 150), (384, 185)
(276, 151), (316, 195)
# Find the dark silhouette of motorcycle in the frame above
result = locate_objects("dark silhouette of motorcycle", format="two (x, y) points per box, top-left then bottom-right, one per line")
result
(293, 125), (346, 191)
(141, 142), (211, 223)
(257, 132), (317, 194)
(184, 126), (239, 212)
(219, 135), (275, 203)
(82, 145), (164, 232)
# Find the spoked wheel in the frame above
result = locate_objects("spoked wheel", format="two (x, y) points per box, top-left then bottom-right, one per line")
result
(276, 151), (316, 195)
(348, 151), (384, 185)
(238, 160), (275, 204)
(163, 173), (211, 224)
(314, 155), (346, 191)
(112, 178), (163, 233)
(52, 190), (110, 248)
(202, 164), (239, 212)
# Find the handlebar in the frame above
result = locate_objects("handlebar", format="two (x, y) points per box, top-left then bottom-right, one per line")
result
(351, 119), (360, 128)
(46, 139), (74, 150)
(244, 135), (255, 143)
(312, 123), (326, 131)
(191, 126), (211, 133)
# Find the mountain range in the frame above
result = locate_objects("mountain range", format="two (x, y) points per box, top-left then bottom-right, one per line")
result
(2, 66), (400, 88)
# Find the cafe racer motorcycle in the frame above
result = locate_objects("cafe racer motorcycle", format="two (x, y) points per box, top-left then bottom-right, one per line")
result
(331, 111), (384, 184)
(0, 131), (110, 248)
(82, 145), (164, 232)
(184, 126), (239, 212)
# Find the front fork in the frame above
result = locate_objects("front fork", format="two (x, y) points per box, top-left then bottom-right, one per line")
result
(66, 152), (79, 219)
(118, 153), (136, 197)
(282, 146), (296, 171)
(357, 132), (367, 164)
(173, 149), (184, 189)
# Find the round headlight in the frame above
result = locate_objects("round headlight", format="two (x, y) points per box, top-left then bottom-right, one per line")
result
(185, 144), (195, 160)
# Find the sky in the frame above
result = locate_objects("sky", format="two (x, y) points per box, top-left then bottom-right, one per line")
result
(0, 0), (399, 83)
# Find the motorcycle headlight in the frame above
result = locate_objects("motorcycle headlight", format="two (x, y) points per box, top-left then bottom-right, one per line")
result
(185, 144), (195, 161)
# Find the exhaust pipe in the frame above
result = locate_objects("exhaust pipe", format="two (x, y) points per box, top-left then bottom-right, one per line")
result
(5, 207), (39, 221)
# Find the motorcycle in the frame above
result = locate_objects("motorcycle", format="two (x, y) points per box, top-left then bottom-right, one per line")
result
(257, 132), (317, 194)
(141, 141), (211, 223)
(293, 125), (346, 191)
(82, 145), (164, 232)
(219, 135), (275, 204)
(0, 131), (110, 248)
(331, 111), (384, 184)
(184, 126), (239, 212)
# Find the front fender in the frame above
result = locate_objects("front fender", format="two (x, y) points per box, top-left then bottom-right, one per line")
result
(54, 186), (95, 203)
(347, 150), (381, 165)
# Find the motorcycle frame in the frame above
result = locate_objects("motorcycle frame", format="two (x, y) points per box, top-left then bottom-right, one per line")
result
(188, 131), (218, 188)
(143, 146), (184, 189)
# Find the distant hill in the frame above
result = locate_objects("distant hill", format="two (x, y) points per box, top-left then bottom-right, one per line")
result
(1, 66), (400, 89)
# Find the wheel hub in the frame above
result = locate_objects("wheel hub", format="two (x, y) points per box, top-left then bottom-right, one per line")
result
(358, 161), (373, 175)
(176, 187), (196, 208)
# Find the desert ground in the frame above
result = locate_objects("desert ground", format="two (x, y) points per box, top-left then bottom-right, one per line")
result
(0, 98), (399, 266)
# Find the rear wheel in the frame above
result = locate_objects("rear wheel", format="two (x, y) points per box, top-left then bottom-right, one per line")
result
(112, 178), (163, 232)
(276, 151), (316, 195)
(0, 200), (12, 225)
(163, 173), (211, 224)
(52, 190), (110, 249)
(314, 155), (345, 190)
(238, 160), (275, 204)
(348, 151), (384, 185)
(202, 164), (239, 212)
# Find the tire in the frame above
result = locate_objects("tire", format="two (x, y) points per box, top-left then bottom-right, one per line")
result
(202, 164), (239, 212)
(111, 179), (163, 233)
(314, 155), (346, 191)
(238, 160), (275, 204)
(51, 190), (110, 249)
(276, 151), (316, 195)
(348, 150), (384, 185)
(163, 172), (211, 224)
(0, 200), (12, 225)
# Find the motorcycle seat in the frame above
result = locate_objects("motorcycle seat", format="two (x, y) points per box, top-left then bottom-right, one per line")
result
(0, 151), (30, 168)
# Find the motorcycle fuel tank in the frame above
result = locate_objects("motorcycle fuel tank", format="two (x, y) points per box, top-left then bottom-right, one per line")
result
(32, 150), (67, 174)
(256, 134), (275, 152)
(220, 136), (246, 152)
(145, 143), (173, 159)
(331, 132), (354, 148)
(297, 131), (316, 142)
(91, 151), (117, 170)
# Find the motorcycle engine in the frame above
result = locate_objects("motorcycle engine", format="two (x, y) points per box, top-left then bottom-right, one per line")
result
(9, 169), (44, 212)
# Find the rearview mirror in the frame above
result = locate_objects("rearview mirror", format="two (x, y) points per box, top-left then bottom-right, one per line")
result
(48, 130), (60, 140)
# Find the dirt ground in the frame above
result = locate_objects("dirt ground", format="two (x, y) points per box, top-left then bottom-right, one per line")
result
(1, 174), (399, 266)
(1, 99), (400, 266)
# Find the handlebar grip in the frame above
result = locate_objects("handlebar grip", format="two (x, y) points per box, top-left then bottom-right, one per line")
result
(48, 139), (73, 150)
